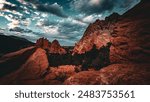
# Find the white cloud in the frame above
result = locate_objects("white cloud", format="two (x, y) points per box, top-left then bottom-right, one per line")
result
(7, 19), (20, 29)
(82, 15), (94, 23)
(0, 0), (15, 6)
(89, 0), (101, 6)
(0, 13), (20, 29)
(41, 13), (48, 18)
(43, 26), (60, 35)
(82, 14), (102, 23)
(66, 17), (87, 26)
(0, 0), (16, 11)
(0, 4), (4, 9)
(17, 0), (28, 5)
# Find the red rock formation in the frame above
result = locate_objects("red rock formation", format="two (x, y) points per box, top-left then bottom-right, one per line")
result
(73, 29), (111, 54)
(64, 0), (150, 85)
(0, 46), (36, 77)
(73, 0), (150, 63)
(64, 64), (150, 85)
(35, 37), (50, 49)
(49, 40), (67, 54)
(36, 38), (66, 54)
(0, 48), (49, 84)
(110, 0), (150, 63)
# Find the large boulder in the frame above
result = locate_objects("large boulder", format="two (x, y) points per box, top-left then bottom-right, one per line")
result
(0, 48), (49, 84)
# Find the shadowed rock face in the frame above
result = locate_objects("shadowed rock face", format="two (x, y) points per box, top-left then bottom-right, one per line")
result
(110, 0), (150, 63)
(0, 47), (36, 77)
(0, 34), (33, 56)
(48, 44), (111, 70)
(0, 48), (49, 85)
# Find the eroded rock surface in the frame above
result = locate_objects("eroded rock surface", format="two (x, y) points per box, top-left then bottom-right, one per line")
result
(64, 64), (150, 85)
(36, 38), (66, 54)
(49, 40), (67, 54)
(110, 1), (150, 63)
(0, 48), (49, 84)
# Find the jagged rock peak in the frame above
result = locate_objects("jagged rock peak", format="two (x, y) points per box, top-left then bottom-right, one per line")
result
(49, 39), (67, 54)
(35, 37), (50, 49)
(35, 38), (66, 54)
(51, 39), (60, 46)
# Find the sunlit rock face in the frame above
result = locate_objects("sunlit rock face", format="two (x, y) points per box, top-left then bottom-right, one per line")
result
(73, 19), (112, 55)
(36, 37), (50, 50)
(49, 40), (67, 54)
(36, 38), (67, 54)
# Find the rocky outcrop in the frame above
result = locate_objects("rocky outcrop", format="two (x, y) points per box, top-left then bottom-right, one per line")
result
(49, 40), (67, 54)
(0, 46), (36, 77)
(36, 38), (66, 54)
(64, 0), (150, 85)
(35, 37), (50, 49)
(44, 65), (77, 84)
(73, 0), (150, 64)
(110, 0), (150, 63)
(64, 64), (150, 85)
(72, 15), (114, 55)
(73, 30), (111, 54)
(0, 48), (49, 84)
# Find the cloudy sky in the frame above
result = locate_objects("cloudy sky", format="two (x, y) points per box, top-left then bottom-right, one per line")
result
(0, 0), (140, 46)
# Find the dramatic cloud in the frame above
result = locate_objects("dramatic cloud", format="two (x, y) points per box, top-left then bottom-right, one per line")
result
(71, 0), (140, 15)
(17, 0), (68, 18)
(9, 27), (32, 33)
(0, 0), (141, 45)
(36, 3), (68, 18)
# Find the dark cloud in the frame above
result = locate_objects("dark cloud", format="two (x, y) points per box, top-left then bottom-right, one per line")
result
(37, 19), (58, 27)
(9, 27), (32, 33)
(20, 0), (68, 18)
(72, 0), (140, 15)
(0, 2), (23, 11)
(36, 3), (68, 18)
(3, 4), (18, 10)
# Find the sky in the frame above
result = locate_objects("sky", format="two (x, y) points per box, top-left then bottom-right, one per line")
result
(0, 0), (140, 46)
